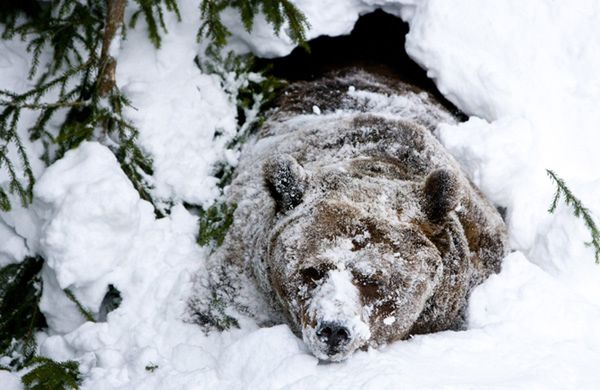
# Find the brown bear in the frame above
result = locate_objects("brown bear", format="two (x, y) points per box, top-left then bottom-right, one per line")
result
(194, 69), (508, 362)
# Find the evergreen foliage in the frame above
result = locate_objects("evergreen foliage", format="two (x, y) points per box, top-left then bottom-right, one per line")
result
(21, 357), (81, 390)
(63, 289), (96, 323)
(1, 0), (307, 212)
(197, 202), (237, 249)
(129, 0), (181, 48)
(198, 0), (309, 48)
(190, 294), (239, 331)
(0, 257), (46, 370)
(193, 49), (285, 250)
(547, 169), (600, 263)
(0, 0), (171, 211)
(197, 47), (285, 187)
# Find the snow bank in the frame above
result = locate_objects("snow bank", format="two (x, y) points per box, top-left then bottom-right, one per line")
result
(402, 0), (600, 308)
(36, 143), (147, 298)
(32, 141), (218, 387)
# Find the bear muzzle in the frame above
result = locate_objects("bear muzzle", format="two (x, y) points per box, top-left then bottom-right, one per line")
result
(304, 318), (366, 362)
(301, 268), (371, 361)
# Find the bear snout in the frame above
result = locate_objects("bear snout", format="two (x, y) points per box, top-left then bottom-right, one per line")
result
(316, 321), (351, 351)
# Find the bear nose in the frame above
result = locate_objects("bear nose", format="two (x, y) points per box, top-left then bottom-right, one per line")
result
(316, 322), (351, 348)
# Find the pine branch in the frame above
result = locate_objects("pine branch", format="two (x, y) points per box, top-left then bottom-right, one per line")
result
(279, 0), (309, 48)
(21, 357), (81, 390)
(198, 0), (309, 48)
(0, 257), (46, 370)
(546, 169), (600, 263)
(63, 289), (95, 322)
(0, 189), (10, 211)
(198, 202), (237, 249)
(98, 0), (127, 97)
(130, 0), (181, 48)
(198, 0), (231, 47)
(0, 106), (35, 208)
(0, 100), (91, 110)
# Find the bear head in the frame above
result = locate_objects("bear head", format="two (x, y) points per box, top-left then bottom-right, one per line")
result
(262, 154), (464, 361)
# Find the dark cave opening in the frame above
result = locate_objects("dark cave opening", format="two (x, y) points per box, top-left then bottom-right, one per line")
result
(255, 9), (465, 118)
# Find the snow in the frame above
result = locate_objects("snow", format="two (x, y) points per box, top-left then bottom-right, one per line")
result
(1, 0), (600, 389)
(0, 220), (29, 267)
(0, 370), (22, 390)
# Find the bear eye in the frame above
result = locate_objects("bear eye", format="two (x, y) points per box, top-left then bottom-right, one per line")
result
(353, 274), (384, 300)
(353, 272), (384, 288)
(368, 164), (383, 173)
(361, 277), (383, 287)
(301, 267), (324, 282)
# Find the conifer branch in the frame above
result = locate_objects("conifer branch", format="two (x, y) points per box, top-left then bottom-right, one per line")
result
(63, 289), (96, 322)
(0, 257), (46, 370)
(130, 0), (181, 48)
(98, 0), (126, 98)
(0, 101), (91, 110)
(546, 169), (600, 263)
(22, 357), (81, 390)
(198, 0), (310, 48)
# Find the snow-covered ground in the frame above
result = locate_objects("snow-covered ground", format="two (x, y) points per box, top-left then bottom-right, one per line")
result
(2, 0), (600, 389)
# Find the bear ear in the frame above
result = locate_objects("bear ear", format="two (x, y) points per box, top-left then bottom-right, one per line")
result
(422, 168), (461, 221)
(263, 154), (307, 213)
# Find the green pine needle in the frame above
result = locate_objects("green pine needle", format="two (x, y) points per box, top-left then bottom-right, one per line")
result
(198, 202), (237, 249)
(130, 0), (181, 48)
(63, 289), (96, 323)
(198, 0), (309, 48)
(546, 169), (600, 263)
(0, 257), (46, 370)
(22, 357), (82, 390)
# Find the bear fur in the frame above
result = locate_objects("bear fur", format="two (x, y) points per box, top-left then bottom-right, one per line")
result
(193, 69), (508, 362)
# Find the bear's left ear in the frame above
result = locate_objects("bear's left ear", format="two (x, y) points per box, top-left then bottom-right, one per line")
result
(263, 154), (307, 213)
(422, 168), (461, 221)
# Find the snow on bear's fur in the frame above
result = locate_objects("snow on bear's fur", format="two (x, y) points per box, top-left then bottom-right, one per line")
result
(192, 69), (508, 362)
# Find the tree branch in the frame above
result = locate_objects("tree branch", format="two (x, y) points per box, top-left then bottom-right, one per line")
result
(98, 0), (127, 98)
(0, 100), (90, 110)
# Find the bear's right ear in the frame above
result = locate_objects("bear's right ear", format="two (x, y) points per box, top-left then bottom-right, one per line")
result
(263, 154), (307, 213)
(422, 168), (461, 221)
